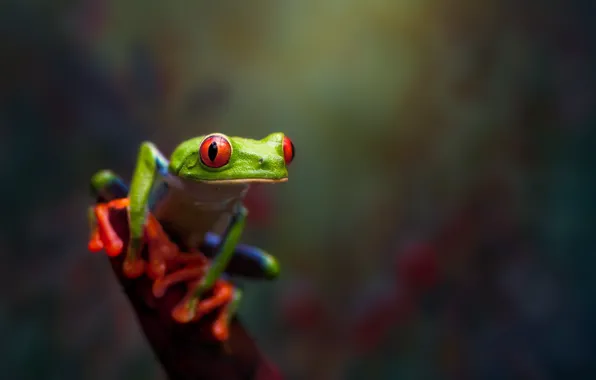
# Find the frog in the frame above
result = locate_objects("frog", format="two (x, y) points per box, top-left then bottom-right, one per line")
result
(87, 132), (295, 341)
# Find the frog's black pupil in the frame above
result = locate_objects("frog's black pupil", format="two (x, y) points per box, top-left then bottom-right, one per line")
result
(290, 140), (295, 160)
(208, 141), (218, 161)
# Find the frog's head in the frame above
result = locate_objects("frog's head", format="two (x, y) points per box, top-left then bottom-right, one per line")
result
(168, 132), (294, 184)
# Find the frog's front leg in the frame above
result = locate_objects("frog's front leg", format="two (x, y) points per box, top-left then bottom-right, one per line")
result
(171, 206), (248, 334)
(201, 232), (280, 280)
(125, 142), (172, 277)
(89, 197), (178, 277)
(88, 164), (177, 279)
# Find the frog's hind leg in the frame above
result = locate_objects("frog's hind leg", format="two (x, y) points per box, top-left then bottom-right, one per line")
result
(171, 206), (247, 327)
(171, 279), (242, 341)
(201, 232), (280, 280)
(90, 169), (129, 202)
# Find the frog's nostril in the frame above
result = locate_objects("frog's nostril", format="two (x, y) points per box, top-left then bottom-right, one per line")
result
(258, 158), (265, 165)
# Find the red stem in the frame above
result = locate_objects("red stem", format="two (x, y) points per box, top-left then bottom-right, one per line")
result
(104, 207), (282, 380)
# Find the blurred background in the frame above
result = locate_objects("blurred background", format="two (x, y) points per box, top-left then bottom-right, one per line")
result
(1, 0), (595, 379)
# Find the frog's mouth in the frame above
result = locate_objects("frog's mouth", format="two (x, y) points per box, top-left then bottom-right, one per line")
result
(200, 178), (288, 185)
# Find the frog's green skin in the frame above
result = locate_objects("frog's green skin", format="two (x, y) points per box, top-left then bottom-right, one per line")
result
(90, 132), (291, 320)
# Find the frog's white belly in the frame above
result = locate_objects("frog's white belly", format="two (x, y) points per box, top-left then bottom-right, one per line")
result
(150, 175), (249, 248)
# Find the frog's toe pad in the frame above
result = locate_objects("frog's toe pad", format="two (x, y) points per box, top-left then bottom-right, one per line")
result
(92, 202), (125, 256)
(88, 229), (104, 252)
(123, 259), (145, 278)
(212, 315), (230, 341)
(172, 302), (196, 323)
(105, 239), (124, 257)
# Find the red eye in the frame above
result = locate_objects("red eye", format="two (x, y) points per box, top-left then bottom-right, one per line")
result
(199, 134), (232, 168)
(283, 136), (295, 165)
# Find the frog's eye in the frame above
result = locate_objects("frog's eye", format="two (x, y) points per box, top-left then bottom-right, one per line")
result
(200, 134), (232, 168)
(282, 136), (295, 165)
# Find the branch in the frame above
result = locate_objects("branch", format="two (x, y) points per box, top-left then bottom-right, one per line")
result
(103, 207), (282, 380)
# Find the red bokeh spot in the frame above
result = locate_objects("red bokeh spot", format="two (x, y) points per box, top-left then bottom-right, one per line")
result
(351, 288), (415, 354)
(396, 242), (440, 293)
(351, 296), (396, 353)
(279, 283), (324, 331)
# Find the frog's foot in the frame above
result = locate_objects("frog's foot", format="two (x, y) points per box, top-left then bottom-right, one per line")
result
(88, 198), (130, 256)
(89, 198), (146, 279)
(171, 280), (235, 341)
(145, 215), (184, 279)
(88, 198), (181, 279)
(152, 263), (207, 298)
(151, 250), (235, 340)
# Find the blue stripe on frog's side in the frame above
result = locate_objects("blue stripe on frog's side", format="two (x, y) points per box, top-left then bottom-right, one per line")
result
(154, 149), (171, 176)
(148, 180), (170, 212)
(148, 151), (171, 210)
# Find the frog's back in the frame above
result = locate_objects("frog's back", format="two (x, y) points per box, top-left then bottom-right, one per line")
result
(149, 175), (249, 249)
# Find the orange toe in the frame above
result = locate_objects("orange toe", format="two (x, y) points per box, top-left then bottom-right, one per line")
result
(147, 258), (166, 280)
(107, 198), (130, 209)
(195, 281), (234, 316)
(95, 204), (124, 256)
(172, 301), (196, 323)
(88, 229), (103, 252)
(152, 266), (205, 298)
(123, 259), (145, 278)
(212, 313), (230, 341)
(105, 238), (124, 257)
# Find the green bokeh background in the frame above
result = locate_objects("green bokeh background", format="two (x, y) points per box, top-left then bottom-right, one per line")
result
(1, 0), (595, 379)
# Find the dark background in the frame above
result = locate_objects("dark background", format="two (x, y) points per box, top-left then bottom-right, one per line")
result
(1, 0), (595, 379)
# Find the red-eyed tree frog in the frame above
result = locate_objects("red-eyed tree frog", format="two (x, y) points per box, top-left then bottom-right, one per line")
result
(87, 132), (295, 341)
